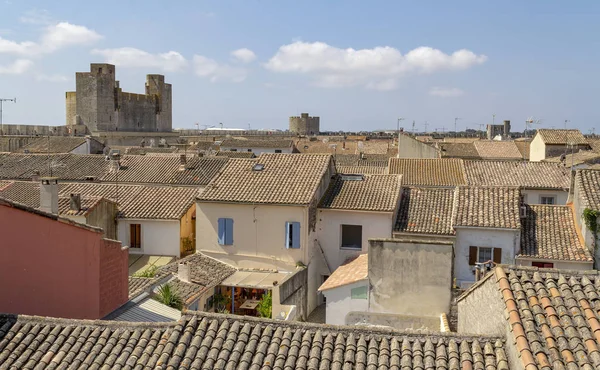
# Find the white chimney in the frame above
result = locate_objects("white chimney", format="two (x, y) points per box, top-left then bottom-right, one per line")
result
(178, 262), (190, 283)
(40, 177), (59, 214)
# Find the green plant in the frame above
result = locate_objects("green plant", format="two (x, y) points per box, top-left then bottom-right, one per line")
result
(256, 291), (272, 318)
(133, 265), (158, 278)
(213, 293), (231, 312)
(155, 283), (183, 310)
(583, 208), (599, 248)
(181, 236), (194, 253)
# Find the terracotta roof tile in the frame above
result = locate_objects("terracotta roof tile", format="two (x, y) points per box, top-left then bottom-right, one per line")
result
(125, 146), (178, 155)
(198, 153), (333, 205)
(473, 141), (523, 160)
(214, 151), (255, 158)
(297, 139), (393, 155)
(464, 160), (570, 189)
(438, 142), (480, 159)
(19, 136), (102, 154)
(0, 311), (509, 369)
(319, 174), (401, 212)
(336, 165), (387, 174)
(494, 266), (600, 370)
(388, 158), (466, 186)
(220, 138), (294, 148)
(537, 129), (587, 145)
(515, 140), (531, 160)
(395, 187), (455, 235)
(454, 187), (520, 229)
(334, 153), (392, 167)
(168, 157), (229, 185)
(519, 205), (592, 262)
(576, 170), (600, 210)
(318, 254), (368, 291)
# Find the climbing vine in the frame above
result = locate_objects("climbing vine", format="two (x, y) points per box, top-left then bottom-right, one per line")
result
(583, 208), (599, 249)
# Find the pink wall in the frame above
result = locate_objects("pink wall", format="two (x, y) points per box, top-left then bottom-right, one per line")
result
(0, 204), (128, 319)
(99, 238), (128, 317)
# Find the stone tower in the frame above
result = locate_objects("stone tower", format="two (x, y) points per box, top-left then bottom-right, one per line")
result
(66, 63), (172, 133)
(289, 113), (320, 135)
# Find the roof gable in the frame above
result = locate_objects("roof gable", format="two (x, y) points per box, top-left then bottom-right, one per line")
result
(537, 129), (587, 145)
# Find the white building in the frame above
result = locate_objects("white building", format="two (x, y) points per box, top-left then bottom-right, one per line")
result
(219, 139), (295, 156)
(529, 129), (588, 162)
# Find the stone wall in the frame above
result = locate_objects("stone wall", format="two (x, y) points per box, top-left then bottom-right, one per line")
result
(278, 267), (307, 320)
(346, 311), (440, 331)
(456, 274), (505, 335)
(289, 113), (320, 135)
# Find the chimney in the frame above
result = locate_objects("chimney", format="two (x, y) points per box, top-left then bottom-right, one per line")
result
(40, 177), (59, 214)
(31, 170), (40, 183)
(70, 193), (81, 212)
(179, 154), (187, 171)
(178, 263), (190, 283)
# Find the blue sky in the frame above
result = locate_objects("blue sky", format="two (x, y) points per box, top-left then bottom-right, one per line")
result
(1, 1), (599, 132)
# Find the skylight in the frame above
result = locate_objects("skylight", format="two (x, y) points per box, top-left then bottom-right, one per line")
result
(252, 163), (265, 171)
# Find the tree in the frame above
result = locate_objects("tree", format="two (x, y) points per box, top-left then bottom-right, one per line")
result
(156, 283), (183, 310)
(256, 291), (272, 318)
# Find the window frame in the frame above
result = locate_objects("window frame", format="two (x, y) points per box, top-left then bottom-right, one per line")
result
(532, 261), (554, 268)
(350, 285), (368, 300)
(274, 149), (282, 153)
(340, 224), (363, 250)
(469, 246), (502, 266)
(129, 223), (141, 249)
(539, 195), (556, 205)
(218, 218), (234, 245)
(285, 221), (301, 249)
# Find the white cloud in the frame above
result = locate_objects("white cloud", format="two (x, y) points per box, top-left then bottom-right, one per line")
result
(35, 73), (68, 82)
(231, 48), (256, 63)
(19, 9), (53, 25)
(91, 47), (188, 72)
(193, 55), (247, 82)
(265, 41), (487, 89)
(0, 22), (102, 56)
(429, 87), (465, 98)
(0, 59), (34, 74)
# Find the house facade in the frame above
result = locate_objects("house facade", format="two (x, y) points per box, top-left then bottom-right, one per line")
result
(530, 128), (588, 162)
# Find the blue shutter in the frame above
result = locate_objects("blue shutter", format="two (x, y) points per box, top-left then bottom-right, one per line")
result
(292, 222), (301, 249)
(285, 222), (291, 249)
(218, 218), (226, 245)
(225, 218), (234, 245)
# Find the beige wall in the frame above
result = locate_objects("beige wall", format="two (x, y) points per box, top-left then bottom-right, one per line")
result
(521, 189), (568, 205)
(397, 134), (439, 159)
(179, 204), (196, 257)
(196, 202), (309, 265)
(515, 258), (593, 270)
(529, 134), (545, 162)
(316, 209), (393, 271)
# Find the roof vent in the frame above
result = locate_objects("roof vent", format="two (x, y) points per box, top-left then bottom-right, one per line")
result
(341, 174), (364, 181)
(84, 175), (96, 181)
(252, 163), (265, 171)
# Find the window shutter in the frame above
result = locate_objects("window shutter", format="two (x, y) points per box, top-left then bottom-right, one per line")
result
(292, 222), (301, 249)
(218, 218), (225, 245)
(225, 218), (234, 245)
(493, 248), (502, 263)
(469, 246), (477, 265)
(285, 222), (291, 249)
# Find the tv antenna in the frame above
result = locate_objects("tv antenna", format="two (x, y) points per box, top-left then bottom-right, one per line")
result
(525, 117), (542, 138)
(564, 119), (570, 129)
(454, 117), (462, 139)
(0, 97), (17, 136)
(424, 121), (429, 133)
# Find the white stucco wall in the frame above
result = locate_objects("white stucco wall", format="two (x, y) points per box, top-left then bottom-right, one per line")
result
(521, 189), (568, 205)
(322, 280), (368, 325)
(529, 134), (545, 162)
(118, 219), (180, 257)
(454, 227), (520, 286)
(316, 209), (393, 271)
(515, 258), (593, 270)
(221, 147), (293, 156)
(397, 135), (439, 159)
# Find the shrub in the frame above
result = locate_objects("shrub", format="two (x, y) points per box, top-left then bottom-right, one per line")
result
(156, 283), (183, 310)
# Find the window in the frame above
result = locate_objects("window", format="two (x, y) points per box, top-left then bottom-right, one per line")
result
(468, 246), (501, 265)
(341, 225), (362, 250)
(218, 218), (234, 245)
(540, 196), (556, 205)
(230, 149), (237, 152)
(247, 149), (252, 152)
(351, 285), (368, 300)
(532, 262), (554, 268)
(130, 224), (141, 248)
(285, 222), (301, 249)
(275, 149), (282, 153)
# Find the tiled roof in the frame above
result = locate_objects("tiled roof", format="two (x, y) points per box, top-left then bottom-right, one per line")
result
(438, 142), (480, 159)
(319, 174), (400, 212)
(220, 138), (294, 148)
(537, 129), (587, 145)
(214, 151), (256, 158)
(318, 254), (368, 291)
(388, 158), (466, 186)
(514, 140), (531, 160)
(335, 153), (391, 167)
(395, 187), (455, 235)
(125, 146), (178, 155)
(464, 160), (570, 189)
(128, 276), (165, 299)
(575, 170), (600, 210)
(473, 141), (523, 160)
(101, 155), (181, 184)
(336, 165), (387, 174)
(443, 137), (480, 143)
(494, 266), (600, 370)
(198, 153), (333, 205)
(454, 187), (520, 229)
(0, 311), (509, 370)
(519, 205), (592, 262)
(0, 181), (197, 219)
(297, 139), (393, 155)
(18, 136), (94, 153)
(58, 196), (107, 217)
(168, 157), (229, 186)
(0, 153), (109, 181)
(544, 150), (600, 166)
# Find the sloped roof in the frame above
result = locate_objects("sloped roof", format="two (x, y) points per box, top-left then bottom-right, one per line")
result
(473, 141), (523, 160)
(336, 165), (387, 174)
(438, 142), (480, 159)
(395, 187), (455, 235)
(125, 146), (178, 155)
(214, 151), (256, 158)
(575, 170), (600, 210)
(454, 187), (520, 229)
(198, 154), (333, 205)
(492, 266), (600, 370)
(296, 139), (393, 155)
(0, 153), (109, 181)
(335, 153), (392, 167)
(519, 205), (592, 262)
(318, 254), (368, 291)
(18, 136), (95, 154)
(220, 138), (294, 148)
(464, 160), (570, 189)
(514, 140), (531, 160)
(168, 157), (229, 185)
(319, 174), (401, 212)
(0, 311), (509, 369)
(537, 129), (587, 145)
(388, 158), (466, 186)
(544, 150), (600, 166)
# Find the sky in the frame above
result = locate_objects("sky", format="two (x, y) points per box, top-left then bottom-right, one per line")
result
(1, 1), (600, 133)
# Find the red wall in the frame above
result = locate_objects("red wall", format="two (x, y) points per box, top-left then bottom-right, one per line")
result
(0, 204), (128, 319)
(99, 238), (128, 317)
